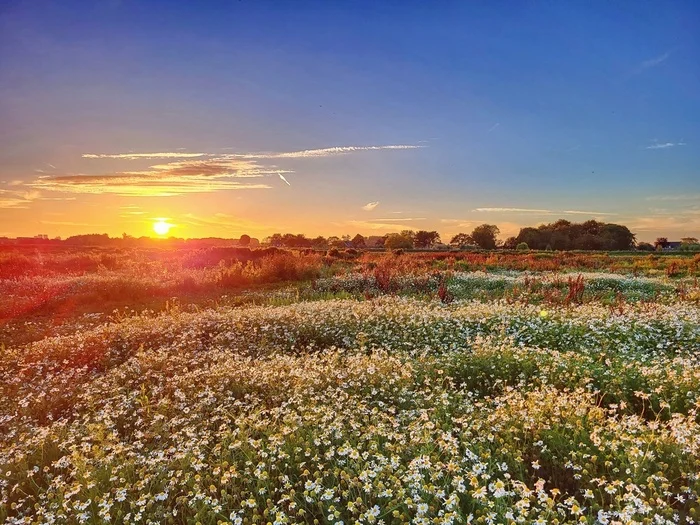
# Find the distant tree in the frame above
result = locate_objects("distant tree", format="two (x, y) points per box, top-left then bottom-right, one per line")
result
(654, 237), (669, 249)
(580, 220), (602, 236)
(400, 230), (416, 248)
(516, 227), (545, 250)
(470, 224), (500, 250)
(266, 233), (283, 247)
(351, 234), (366, 248)
(514, 219), (637, 252)
(599, 224), (635, 250)
(681, 237), (699, 245)
(414, 230), (441, 248)
(574, 234), (605, 251)
(549, 231), (571, 251)
(449, 233), (472, 247)
(327, 236), (346, 249)
(311, 236), (327, 249)
(65, 234), (111, 246)
(502, 236), (518, 250)
(551, 219), (572, 231)
(384, 233), (413, 250)
(280, 233), (312, 248)
(636, 242), (655, 252)
(238, 234), (251, 246)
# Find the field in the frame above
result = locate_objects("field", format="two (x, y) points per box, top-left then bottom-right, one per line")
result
(2, 246), (700, 524)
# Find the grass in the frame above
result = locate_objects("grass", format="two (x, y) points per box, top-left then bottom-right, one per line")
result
(1, 247), (700, 523)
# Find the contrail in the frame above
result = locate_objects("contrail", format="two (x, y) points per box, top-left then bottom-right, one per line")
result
(278, 172), (291, 186)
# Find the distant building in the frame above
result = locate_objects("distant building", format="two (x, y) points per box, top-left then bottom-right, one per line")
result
(663, 241), (682, 251)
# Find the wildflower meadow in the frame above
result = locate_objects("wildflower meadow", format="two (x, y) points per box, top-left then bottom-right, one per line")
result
(2, 248), (700, 524)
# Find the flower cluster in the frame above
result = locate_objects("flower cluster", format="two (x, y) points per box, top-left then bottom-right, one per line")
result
(2, 272), (700, 523)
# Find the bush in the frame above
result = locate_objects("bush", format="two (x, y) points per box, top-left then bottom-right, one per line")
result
(516, 242), (529, 251)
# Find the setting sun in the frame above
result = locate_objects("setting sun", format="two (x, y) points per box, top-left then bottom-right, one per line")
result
(153, 219), (173, 236)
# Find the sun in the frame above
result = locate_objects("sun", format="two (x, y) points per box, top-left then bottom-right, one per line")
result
(153, 219), (173, 236)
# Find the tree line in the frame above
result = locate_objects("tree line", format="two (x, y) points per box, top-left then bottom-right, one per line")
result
(261, 220), (649, 251)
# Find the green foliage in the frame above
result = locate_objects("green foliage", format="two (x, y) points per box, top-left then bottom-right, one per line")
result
(384, 232), (414, 250)
(414, 230), (441, 248)
(470, 224), (500, 249)
(516, 220), (635, 251)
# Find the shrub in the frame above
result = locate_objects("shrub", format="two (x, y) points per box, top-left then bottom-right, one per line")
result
(516, 242), (529, 251)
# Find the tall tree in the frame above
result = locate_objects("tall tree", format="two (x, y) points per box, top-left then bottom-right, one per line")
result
(470, 224), (500, 249)
(399, 230), (416, 247)
(414, 230), (441, 248)
(654, 237), (669, 249)
(351, 234), (366, 248)
(450, 233), (472, 247)
(502, 236), (518, 249)
(599, 224), (635, 250)
(385, 233), (413, 250)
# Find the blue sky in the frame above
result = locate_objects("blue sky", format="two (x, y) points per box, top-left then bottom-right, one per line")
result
(0, 0), (698, 241)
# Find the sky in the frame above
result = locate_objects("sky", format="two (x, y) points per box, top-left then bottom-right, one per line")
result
(1, 0), (699, 242)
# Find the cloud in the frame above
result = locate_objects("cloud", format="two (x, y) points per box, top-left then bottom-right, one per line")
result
(473, 207), (615, 216)
(487, 123), (500, 133)
(180, 213), (272, 235)
(40, 220), (95, 226)
(25, 144), (419, 199)
(346, 216), (427, 231)
(561, 210), (617, 216)
(625, 213), (700, 234)
(278, 172), (291, 186)
(645, 140), (686, 150)
(639, 52), (670, 70)
(368, 217), (426, 222)
(82, 145), (423, 161)
(362, 201), (380, 211)
(646, 194), (700, 201)
(237, 144), (422, 159)
(441, 219), (522, 238)
(31, 158), (277, 197)
(0, 189), (42, 209)
(83, 152), (208, 159)
(474, 207), (552, 214)
(346, 220), (411, 231)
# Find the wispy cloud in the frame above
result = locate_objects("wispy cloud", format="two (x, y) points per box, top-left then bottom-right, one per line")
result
(238, 144), (422, 159)
(83, 152), (208, 159)
(82, 145), (423, 161)
(40, 220), (95, 227)
(646, 194), (700, 201)
(25, 144), (420, 200)
(639, 52), (670, 71)
(181, 213), (272, 234)
(487, 123), (500, 133)
(368, 217), (426, 222)
(561, 210), (616, 216)
(473, 207), (616, 216)
(346, 216), (426, 231)
(362, 201), (380, 211)
(441, 219), (522, 237)
(474, 207), (552, 214)
(0, 189), (42, 209)
(32, 158), (276, 197)
(645, 140), (686, 150)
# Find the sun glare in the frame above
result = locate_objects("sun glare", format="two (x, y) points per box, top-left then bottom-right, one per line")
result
(153, 219), (173, 236)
